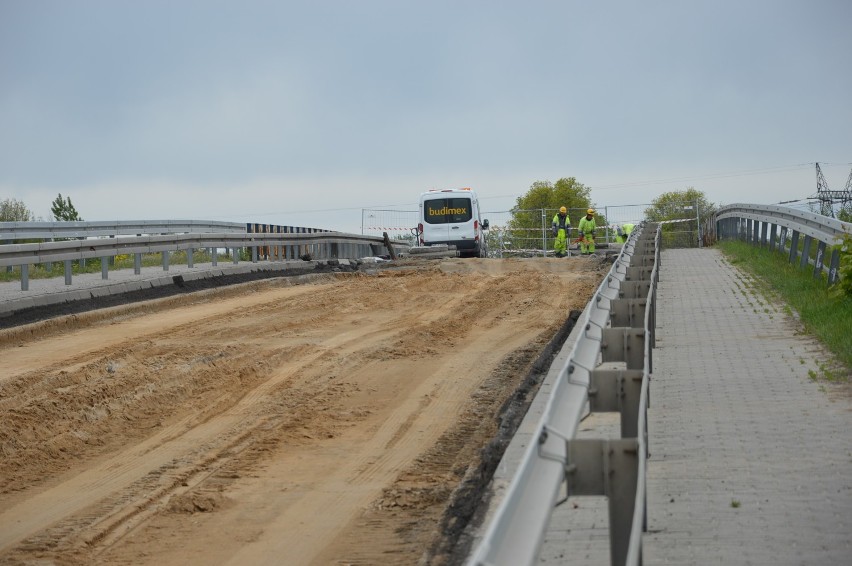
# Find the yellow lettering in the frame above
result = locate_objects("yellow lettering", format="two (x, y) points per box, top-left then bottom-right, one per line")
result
(427, 206), (468, 216)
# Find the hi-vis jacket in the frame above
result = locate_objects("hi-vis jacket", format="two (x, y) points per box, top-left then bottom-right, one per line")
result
(578, 216), (597, 236)
(552, 213), (570, 234)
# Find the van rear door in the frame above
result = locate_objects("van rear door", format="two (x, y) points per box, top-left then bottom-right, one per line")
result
(421, 196), (473, 246)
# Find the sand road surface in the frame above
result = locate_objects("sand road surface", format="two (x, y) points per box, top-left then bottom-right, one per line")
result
(0, 258), (604, 565)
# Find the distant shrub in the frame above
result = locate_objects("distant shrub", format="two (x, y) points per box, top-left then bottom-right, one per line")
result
(832, 235), (852, 298)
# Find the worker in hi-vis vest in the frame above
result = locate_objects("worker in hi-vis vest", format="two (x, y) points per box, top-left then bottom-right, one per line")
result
(551, 206), (571, 257)
(577, 209), (597, 255)
(616, 222), (635, 243)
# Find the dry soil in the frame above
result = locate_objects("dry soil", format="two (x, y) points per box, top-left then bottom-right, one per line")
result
(0, 257), (605, 565)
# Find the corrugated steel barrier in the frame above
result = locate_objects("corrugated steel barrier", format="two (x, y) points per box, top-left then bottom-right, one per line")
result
(468, 222), (660, 566)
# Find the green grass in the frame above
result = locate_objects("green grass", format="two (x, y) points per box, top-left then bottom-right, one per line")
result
(718, 240), (852, 373)
(0, 250), (237, 283)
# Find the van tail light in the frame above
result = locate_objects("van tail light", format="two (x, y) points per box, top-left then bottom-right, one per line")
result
(474, 220), (479, 241)
(418, 223), (424, 245)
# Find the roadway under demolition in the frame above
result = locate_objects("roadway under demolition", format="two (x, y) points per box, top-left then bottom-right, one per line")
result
(0, 257), (606, 565)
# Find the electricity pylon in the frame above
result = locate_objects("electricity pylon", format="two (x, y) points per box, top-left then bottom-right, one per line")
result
(809, 162), (852, 218)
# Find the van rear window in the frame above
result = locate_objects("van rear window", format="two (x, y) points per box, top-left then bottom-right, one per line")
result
(423, 198), (472, 224)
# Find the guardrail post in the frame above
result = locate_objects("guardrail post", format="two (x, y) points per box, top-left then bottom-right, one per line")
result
(44, 238), (53, 274)
(283, 227), (291, 260)
(21, 265), (29, 291)
(187, 248), (194, 268)
(101, 257), (109, 279)
(617, 280), (651, 300)
(134, 253), (141, 275)
(64, 260), (72, 285)
(625, 266), (653, 281)
(799, 235), (812, 270)
(589, 367), (644, 438)
(814, 241), (826, 279)
(610, 298), (647, 329)
(828, 248), (841, 285)
(768, 223), (777, 251)
(162, 251), (170, 271)
(779, 226), (788, 252)
(565, 439), (639, 566)
(760, 221), (768, 247)
(789, 231), (800, 265)
(212, 249), (218, 266)
(252, 245), (258, 263)
(601, 328), (645, 370)
(232, 248), (239, 264)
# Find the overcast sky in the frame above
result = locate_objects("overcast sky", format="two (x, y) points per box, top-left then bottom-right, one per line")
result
(2, 0), (851, 232)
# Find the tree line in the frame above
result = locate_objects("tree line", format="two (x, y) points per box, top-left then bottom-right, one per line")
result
(3, 182), (715, 228)
(505, 177), (716, 236)
(0, 194), (83, 222)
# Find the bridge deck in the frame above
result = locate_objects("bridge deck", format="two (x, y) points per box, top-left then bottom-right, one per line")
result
(537, 247), (852, 565)
(2, 249), (850, 563)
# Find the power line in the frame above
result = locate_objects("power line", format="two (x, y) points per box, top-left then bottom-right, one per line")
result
(206, 162), (848, 219)
(590, 163), (814, 190)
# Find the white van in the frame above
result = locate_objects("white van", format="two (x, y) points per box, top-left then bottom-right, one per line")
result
(417, 188), (489, 257)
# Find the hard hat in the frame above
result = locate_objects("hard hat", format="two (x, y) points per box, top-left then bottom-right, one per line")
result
(559, 206), (567, 214)
(587, 208), (595, 215)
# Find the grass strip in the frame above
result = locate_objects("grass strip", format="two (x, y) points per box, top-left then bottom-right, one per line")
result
(717, 240), (852, 372)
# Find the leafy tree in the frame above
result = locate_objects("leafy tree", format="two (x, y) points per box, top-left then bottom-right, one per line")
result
(0, 198), (36, 222)
(514, 177), (593, 215)
(831, 234), (852, 298)
(646, 187), (716, 248)
(645, 187), (715, 222)
(51, 193), (83, 221)
(506, 178), (596, 250)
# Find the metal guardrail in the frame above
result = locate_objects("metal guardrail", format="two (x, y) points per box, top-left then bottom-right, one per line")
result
(468, 223), (660, 566)
(0, 219), (247, 240)
(0, 231), (408, 291)
(715, 203), (851, 284)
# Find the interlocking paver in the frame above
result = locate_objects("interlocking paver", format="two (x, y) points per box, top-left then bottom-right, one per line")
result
(645, 248), (852, 565)
(535, 247), (851, 565)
